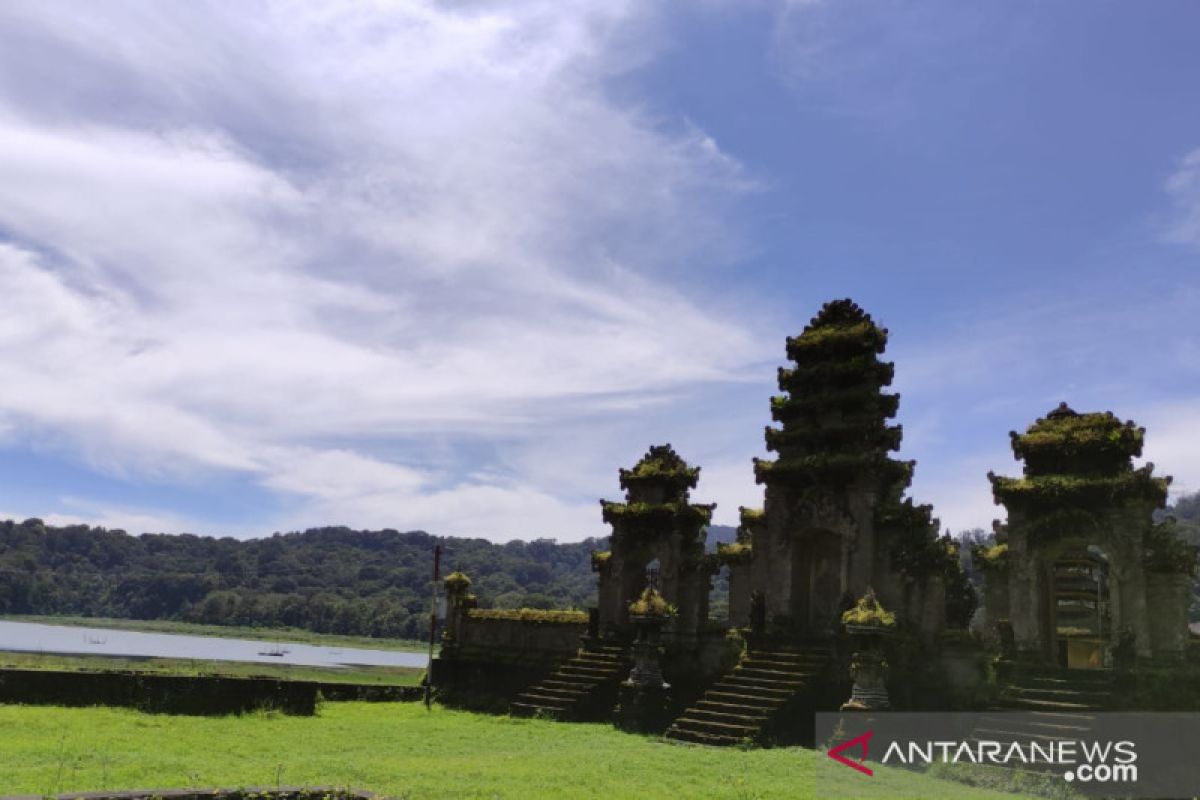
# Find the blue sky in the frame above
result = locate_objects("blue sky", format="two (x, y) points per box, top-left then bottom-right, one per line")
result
(0, 1), (1196, 541)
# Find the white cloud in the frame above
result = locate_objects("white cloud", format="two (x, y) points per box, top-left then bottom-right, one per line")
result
(1163, 147), (1200, 249)
(0, 1), (765, 540)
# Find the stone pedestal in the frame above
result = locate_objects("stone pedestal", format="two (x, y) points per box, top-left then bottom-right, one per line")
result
(613, 683), (672, 733)
(842, 650), (891, 711)
(614, 615), (673, 732)
(841, 625), (891, 711)
(626, 615), (670, 688)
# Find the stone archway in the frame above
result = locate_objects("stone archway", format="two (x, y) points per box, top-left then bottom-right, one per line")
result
(1048, 544), (1111, 669)
(791, 529), (843, 634)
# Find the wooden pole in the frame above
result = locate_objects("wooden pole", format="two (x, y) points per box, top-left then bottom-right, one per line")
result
(424, 543), (442, 709)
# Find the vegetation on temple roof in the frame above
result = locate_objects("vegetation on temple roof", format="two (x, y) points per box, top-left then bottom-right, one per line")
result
(754, 454), (913, 486)
(600, 500), (715, 527)
(989, 467), (1170, 510)
(762, 298), (911, 497)
(1009, 403), (1146, 476)
(770, 389), (900, 424)
(737, 506), (765, 525)
(716, 540), (753, 564)
(764, 421), (902, 454)
(590, 550), (611, 572)
(786, 319), (887, 362)
(777, 357), (895, 392)
(736, 507), (764, 544)
(627, 587), (676, 617)
(841, 588), (896, 628)
(972, 542), (1010, 572)
(444, 571), (472, 592)
(784, 299), (887, 359)
(617, 444), (700, 495)
(467, 608), (589, 624)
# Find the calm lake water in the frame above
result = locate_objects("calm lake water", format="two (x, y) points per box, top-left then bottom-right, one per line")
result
(0, 620), (427, 669)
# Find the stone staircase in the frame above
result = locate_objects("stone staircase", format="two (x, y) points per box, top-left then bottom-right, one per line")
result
(665, 642), (832, 746)
(969, 666), (1115, 753)
(509, 643), (630, 720)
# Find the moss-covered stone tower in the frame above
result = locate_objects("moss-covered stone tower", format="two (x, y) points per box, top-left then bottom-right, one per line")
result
(747, 299), (954, 638)
(987, 403), (1192, 663)
(594, 445), (716, 639)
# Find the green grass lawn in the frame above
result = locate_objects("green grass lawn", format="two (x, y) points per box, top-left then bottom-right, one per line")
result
(0, 614), (428, 653)
(0, 702), (1035, 800)
(0, 650), (424, 686)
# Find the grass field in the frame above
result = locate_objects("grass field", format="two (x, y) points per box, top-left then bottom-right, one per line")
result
(0, 614), (428, 653)
(0, 650), (424, 686)
(0, 702), (1035, 800)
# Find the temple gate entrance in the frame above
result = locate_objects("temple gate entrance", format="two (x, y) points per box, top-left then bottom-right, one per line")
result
(791, 530), (843, 634)
(1049, 546), (1110, 669)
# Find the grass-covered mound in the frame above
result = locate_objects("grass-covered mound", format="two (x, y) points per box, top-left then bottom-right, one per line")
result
(0, 702), (1036, 799)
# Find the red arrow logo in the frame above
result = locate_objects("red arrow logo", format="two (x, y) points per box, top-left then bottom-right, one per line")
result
(828, 730), (875, 776)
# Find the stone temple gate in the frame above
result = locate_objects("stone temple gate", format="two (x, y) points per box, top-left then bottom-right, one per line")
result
(593, 445), (716, 640)
(742, 299), (953, 640)
(984, 402), (1193, 665)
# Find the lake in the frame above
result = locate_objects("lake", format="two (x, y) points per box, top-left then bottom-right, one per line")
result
(0, 620), (428, 669)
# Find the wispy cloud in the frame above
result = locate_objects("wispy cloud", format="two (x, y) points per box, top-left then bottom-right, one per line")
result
(0, 1), (764, 539)
(1163, 147), (1200, 249)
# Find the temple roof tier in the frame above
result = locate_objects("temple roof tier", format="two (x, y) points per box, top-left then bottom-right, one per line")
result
(769, 390), (900, 424)
(753, 454), (914, 488)
(777, 358), (895, 394)
(1009, 403), (1146, 477)
(764, 422), (902, 456)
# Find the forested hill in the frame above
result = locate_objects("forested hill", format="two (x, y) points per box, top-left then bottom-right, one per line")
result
(0, 519), (737, 641)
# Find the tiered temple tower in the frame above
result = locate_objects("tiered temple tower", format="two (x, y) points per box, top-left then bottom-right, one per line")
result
(593, 445), (716, 639)
(747, 299), (951, 637)
(987, 403), (1190, 663)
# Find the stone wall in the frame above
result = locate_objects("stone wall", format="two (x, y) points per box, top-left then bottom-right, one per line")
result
(0, 668), (318, 715)
(456, 613), (587, 654)
(1145, 572), (1192, 660)
(432, 613), (587, 709)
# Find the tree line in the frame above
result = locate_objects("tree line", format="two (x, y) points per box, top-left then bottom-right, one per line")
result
(0, 521), (611, 640)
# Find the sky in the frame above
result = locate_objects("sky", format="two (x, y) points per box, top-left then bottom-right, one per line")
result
(0, 0), (1197, 542)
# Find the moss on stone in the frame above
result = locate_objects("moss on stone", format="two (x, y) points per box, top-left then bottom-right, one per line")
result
(841, 589), (896, 628)
(467, 608), (588, 623)
(444, 571), (471, 593)
(627, 588), (676, 617)
(717, 540), (753, 564)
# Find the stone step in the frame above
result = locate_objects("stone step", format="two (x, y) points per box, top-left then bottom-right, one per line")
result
(559, 664), (619, 679)
(736, 666), (810, 682)
(664, 726), (745, 747)
(542, 678), (593, 691)
(714, 683), (794, 701)
(672, 715), (759, 737)
(534, 685), (588, 699)
(705, 690), (786, 709)
(510, 702), (567, 719)
(695, 699), (773, 717)
(688, 707), (771, 726)
(1010, 668), (1114, 684)
(969, 727), (1093, 746)
(514, 692), (572, 708)
(976, 712), (1098, 731)
(575, 653), (624, 666)
(721, 674), (803, 691)
(997, 696), (1100, 712)
(745, 657), (824, 672)
(1018, 678), (1115, 693)
(1005, 686), (1112, 704)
